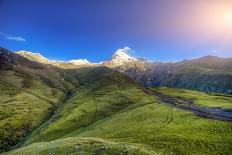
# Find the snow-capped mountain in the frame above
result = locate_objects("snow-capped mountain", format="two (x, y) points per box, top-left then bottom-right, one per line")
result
(100, 47), (138, 66)
(16, 51), (92, 68)
(16, 51), (52, 64)
(68, 59), (90, 65)
(11, 47), (232, 94)
(16, 47), (139, 68)
(111, 47), (137, 64)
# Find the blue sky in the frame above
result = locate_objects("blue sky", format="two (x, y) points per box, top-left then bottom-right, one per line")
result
(0, 0), (232, 62)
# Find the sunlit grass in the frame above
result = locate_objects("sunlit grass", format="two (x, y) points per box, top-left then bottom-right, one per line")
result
(11, 67), (232, 155)
(152, 87), (232, 110)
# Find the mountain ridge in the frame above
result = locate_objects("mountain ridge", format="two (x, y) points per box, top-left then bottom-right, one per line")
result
(15, 48), (232, 67)
(15, 47), (140, 67)
(15, 47), (232, 94)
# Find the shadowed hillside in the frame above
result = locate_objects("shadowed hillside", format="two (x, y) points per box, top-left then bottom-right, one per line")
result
(115, 56), (232, 94)
(0, 48), (78, 152)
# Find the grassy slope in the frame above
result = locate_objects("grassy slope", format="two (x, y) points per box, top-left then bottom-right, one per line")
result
(153, 87), (232, 111)
(163, 64), (232, 94)
(163, 56), (232, 94)
(20, 67), (154, 143)
(5, 137), (156, 155)
(6, 67), (232, 155)
(0, 48), (78, 152)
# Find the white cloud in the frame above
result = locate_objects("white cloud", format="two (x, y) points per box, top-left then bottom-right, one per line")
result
(0, 32), (26, 42)
(212, 50), (218, 53)
(6, 36), (26, 42)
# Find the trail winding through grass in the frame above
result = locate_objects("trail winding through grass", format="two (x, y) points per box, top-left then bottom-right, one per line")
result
(142, 87), (232, 122)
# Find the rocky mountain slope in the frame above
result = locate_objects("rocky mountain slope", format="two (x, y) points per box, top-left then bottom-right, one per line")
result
(16, 47), (232, 94)
(100, 47), (138, 66)
(114, 55), (232, 94)
(99, 47), (232, 94)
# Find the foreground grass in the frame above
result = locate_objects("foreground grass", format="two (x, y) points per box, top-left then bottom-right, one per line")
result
(7, 67), (231, 155)
(4, 137), (156, 155)
(72, 103), (232, 154)
(152, 86), (232, 111)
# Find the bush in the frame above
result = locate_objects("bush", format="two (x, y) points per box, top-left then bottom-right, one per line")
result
(0, 120), (33, 152)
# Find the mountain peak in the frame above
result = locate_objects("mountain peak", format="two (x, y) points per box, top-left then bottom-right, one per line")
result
(16, 50), (51, 64)
(111, 47), (137, 65)
(68, 59), (90, 65)
(16, 50), (93, 67)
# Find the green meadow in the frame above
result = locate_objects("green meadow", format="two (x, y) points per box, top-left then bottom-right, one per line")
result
(4, 67), (232, 155)
(153, 86), (232, 111)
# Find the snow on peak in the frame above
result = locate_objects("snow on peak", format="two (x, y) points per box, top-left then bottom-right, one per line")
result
(68, 59), (90, 65)
(16, 50), (92, 66)
(111, 47), (137, 65)
(16, 47), (140, 68)
(16, 50), (50, 64)
(16, 51), (44, 58)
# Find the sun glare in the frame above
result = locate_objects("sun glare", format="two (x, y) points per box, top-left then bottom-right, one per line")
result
(223, 11), (232, 25)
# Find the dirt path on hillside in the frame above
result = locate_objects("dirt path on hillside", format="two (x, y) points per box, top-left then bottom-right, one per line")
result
(142, 87), (232, 122)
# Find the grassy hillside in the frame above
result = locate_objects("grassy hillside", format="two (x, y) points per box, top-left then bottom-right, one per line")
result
(19, 67), (154, 143)
(5, 137), (156, 155)
(5, 67), (232, 155)
(153, 87), (232, 111)
(0, 48), (78, 152)
(1, 48), (232, 154)
(163, 59), (232, 94)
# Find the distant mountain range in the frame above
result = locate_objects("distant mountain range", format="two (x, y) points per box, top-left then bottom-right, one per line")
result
(15, 51), (92, 68)
(14, 47), (232, 94)
(15, 47), (140, 67)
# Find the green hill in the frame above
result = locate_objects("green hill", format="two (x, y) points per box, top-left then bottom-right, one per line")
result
(6, 68), (232, 155)
(1, 48), (232, 154)
(0, 48), (78, 152)
(152, 87), (232, 111)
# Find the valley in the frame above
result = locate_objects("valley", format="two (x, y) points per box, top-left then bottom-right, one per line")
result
(145, 87), (232, 122)
(1, 1), (232, 154)
(0, 48), (232, 155)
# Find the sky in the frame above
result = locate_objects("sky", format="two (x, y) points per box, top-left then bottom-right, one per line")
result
(0, 0), (232, 62)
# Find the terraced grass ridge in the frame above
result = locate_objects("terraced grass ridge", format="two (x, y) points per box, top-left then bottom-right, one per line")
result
(0, 48), (232, 155)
